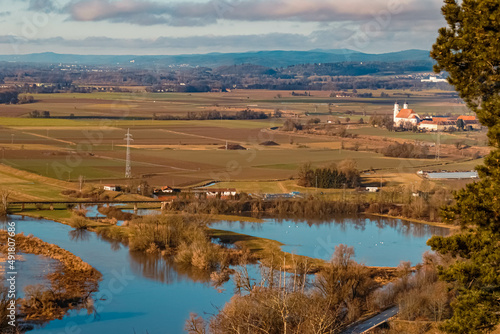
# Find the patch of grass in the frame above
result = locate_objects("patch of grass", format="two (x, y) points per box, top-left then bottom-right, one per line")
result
(0, 164), (77, 201)
(13, 208), (73, 220)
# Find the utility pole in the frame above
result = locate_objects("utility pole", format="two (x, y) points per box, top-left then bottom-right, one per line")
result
(79, 175), (85, 192)
(436, 131), (441, 161)
(125, 129), (133, 178)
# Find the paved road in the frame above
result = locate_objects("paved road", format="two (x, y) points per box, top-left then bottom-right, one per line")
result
(342, 306), (399, 334)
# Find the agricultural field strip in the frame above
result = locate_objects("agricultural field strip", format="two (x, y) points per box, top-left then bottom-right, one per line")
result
(0, 164), (75, 189)
(158, 128), (245, 145)
(0, 117), (274, 130)
(268, 127), (439, 145)
(19, 131), (77, 145)
(0, 165), (76, 201)
(93, 153), (199, 172)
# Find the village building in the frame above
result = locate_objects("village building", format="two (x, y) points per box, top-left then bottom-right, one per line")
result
(457, 115), (481, 130)
(205, 188), (237, 198)
(393, 102), (420, 127)
(103, 185), (120, 191)
(421, 76), (447, 83)
(392, 102), (480, 132)
(418, 115), (480, 132)
(158, 186), (179, 193)
(418, 118), (456, 131)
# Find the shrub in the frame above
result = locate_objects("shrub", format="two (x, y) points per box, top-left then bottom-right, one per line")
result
(281, 119), (302, 131)
(382, 142), (429, 159)
(69, 216), (89, 230)
(98, 206), (134, 220)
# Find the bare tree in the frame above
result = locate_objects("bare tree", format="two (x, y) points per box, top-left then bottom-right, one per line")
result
(0, 188), (11, 216)
(185, 313), (207, 334)
(79, 175), (85, 193)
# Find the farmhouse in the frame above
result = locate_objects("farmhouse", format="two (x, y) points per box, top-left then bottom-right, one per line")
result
(206, 188), (237, 198)
(421, 76), (447, 83)
(393, 102), (420, 127)
(103, 185), (120, 191)
(418, 118), (456, 131)
(158, 186), (179, 193)
(458, 115), (481, 130)
(418, 115), (480, 132)
(391, 101), (480, 132)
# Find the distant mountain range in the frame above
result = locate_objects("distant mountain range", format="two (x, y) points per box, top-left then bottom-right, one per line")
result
(0, 49), (432, 68)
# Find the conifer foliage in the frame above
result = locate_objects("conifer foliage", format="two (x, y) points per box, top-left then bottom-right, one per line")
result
(428, 1), (500, 332)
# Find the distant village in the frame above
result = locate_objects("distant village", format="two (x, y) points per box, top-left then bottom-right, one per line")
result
(392, 102), (480, 132)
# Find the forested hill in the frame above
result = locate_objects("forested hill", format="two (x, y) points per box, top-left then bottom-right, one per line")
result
(0, 49), (431, 68)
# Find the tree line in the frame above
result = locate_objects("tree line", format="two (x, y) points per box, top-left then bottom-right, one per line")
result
(297, 161), (361, 189)
(0, 60), (454, 93)
(0, 91), (18, 104)
(152, 109), (269, 121)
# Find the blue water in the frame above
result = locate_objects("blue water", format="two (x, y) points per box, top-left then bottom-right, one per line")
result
(2, 214), (449, 333)
(3, 216), (235, 334)
(15, 253), (58, 299)
(210, 215), (449, 267)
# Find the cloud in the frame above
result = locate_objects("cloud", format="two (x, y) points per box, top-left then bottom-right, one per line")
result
(0, 11), (11, 17)
(0, 33), (314, 50)
(62, 0), (442, 26)
(26, 0), (56, 11)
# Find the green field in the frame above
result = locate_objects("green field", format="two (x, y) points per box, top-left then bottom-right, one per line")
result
(0, 90), (489, 193)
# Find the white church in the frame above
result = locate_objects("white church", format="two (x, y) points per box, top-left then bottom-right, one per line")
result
(393, 102), (420, 127)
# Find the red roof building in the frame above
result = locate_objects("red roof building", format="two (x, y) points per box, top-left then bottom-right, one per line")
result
(394, 103), (420, 126)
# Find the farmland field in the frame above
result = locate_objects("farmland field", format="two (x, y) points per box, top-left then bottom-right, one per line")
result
(0, 90), (490, 193)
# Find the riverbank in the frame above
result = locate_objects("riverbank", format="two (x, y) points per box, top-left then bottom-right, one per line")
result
(364, 213), (459, 230)
(0, 230), (102, 332)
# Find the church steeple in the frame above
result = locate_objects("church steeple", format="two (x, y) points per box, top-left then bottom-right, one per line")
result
(394, 102), (400, 120)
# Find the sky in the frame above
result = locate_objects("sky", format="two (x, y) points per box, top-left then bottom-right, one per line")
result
(0, 0), (446, 55)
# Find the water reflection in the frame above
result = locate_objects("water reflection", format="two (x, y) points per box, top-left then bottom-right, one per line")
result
(211, 215), (449, 267)
(95, 233), (124, 251)
(69, 229), (91, 242)
(5, 215), (233, 334)
(15, 253), (59, 299)
(128, 252), (212, 284)
(239, 214), (448, 238)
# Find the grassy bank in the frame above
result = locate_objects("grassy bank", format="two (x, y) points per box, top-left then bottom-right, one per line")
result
(209, 228), (325, 272)
(0, 230), (102, 330)
(365, 213), (459, 230)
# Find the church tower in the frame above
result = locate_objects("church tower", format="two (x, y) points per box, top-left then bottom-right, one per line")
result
(394, 102), (400, 121)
